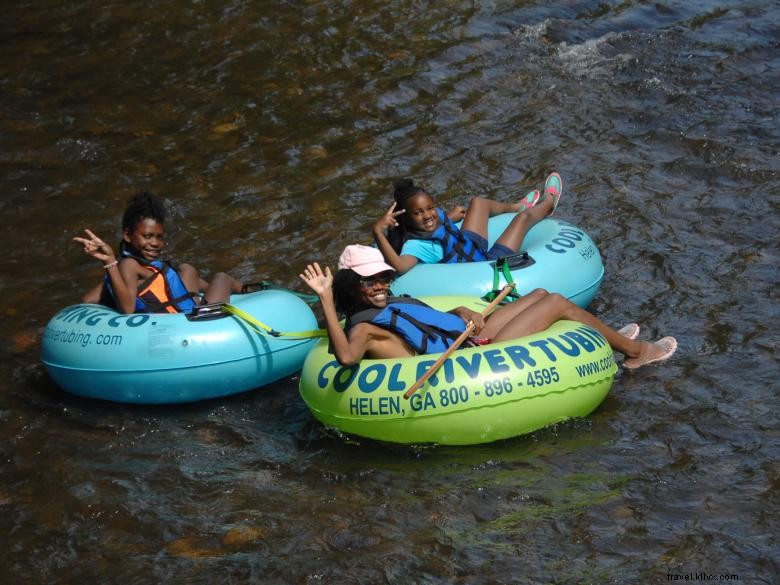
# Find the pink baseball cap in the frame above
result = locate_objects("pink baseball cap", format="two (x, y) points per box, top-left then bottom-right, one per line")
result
(337, 244), (395, 276)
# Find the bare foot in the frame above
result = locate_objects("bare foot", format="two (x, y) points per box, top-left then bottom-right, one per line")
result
(623, 337), (677, 370)
(617, 323), (640, 340)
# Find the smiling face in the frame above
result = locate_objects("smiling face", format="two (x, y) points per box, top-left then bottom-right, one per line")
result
(123, 217), (165, 261)
(357, 270), (395, 308)
(404, 192), (439, 232)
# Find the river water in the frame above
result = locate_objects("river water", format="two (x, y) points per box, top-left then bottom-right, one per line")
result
(1, 1), (778, 583)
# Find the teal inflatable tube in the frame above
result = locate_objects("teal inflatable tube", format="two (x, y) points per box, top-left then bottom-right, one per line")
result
(41, 289), (319, 404)
(391, 216), (603, 308)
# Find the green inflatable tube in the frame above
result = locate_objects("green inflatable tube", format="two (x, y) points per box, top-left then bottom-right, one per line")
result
(298, 297), (618, 445)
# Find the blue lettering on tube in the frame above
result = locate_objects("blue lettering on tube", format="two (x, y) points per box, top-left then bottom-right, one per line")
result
(333, 365), (360, 392)
(64, 308), (94, 324)
(387, 363), (407, 391)
(454, 353), (482, 379)
(529, 339), (557, 361)
(415, 360), (437, 386)
(576, 325), (606, 348)
(552, 237), (575, 249)
(386, 396), (401, 415)
(86, 312), (109, 326)
(126, 315), (150, 328)
(483, 349), (510, 374)
(442, 358), (455, 384)
(503, 344), (536, 369)
(107, 315), (124, 328)
(317, 360), (340, 389)
(358, 363), (386, 394)
(349, 397), (359, 414)
(564, 331), (596, 352)
(547, 336), (581, 357)
(558, 229), (583, 241)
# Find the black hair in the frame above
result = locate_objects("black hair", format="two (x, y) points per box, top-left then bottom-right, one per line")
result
(119, 190), (167, 259)
(121, 190), (167, 233)
(392, 178), (425, 208)
(387, 178), (431, 254)
(332, 268), (365, 317)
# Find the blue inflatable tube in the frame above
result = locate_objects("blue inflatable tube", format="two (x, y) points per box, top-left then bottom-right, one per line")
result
(391, 216), (603, 308)
(41, 289), (319, 404)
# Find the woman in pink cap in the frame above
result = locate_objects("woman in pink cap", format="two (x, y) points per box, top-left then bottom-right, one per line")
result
(299, 244), (677, 369)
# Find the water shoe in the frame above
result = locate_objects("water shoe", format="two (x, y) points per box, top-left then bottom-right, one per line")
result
(514, 189), (541, 212)
(617, 323), (640, 340)
(623, 336), (678, 370)
(543, 172), (563, 215)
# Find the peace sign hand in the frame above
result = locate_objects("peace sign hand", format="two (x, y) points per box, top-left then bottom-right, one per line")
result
(374, 201), (406, 234)
(73, 229), (116, 264)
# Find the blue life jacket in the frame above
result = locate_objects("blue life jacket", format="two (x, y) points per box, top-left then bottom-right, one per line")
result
(104, 253), (198, 314)
(346, 296), (467, 355)
(408, 208), (487, 263)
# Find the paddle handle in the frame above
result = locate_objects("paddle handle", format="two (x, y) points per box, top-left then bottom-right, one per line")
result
(403, 284), (516, 399)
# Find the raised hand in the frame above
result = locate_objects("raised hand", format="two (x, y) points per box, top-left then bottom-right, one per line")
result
(373, 201), (406, 234)
(447, 204), (467, 222)
(73, 229), (116, 264)
(299, 262), (333, 296)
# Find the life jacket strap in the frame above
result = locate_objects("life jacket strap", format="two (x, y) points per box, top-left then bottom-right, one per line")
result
(389, 306), (463, 353)
(440, 217), (484, 263)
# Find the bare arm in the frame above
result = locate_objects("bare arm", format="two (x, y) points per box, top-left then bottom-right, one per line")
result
(82, 282), (104, 304)
(372, 202), (419, 274)
(73, 229), (138, 314)
(299, 263), (370, 365)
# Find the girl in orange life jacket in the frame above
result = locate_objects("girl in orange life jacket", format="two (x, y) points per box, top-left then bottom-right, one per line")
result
(372, 175), (563, 275)
(74, 191), (242, 314)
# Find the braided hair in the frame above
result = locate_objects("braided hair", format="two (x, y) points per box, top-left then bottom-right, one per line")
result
(387, 178), (428, 254)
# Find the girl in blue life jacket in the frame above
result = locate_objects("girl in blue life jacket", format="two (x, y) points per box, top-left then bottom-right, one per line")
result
(299, 244), (678, 370)
(73, 191), (242, 314)
(372, 174), (563, 275)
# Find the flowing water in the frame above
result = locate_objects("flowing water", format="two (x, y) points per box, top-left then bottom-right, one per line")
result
(1, 1), (778, 583)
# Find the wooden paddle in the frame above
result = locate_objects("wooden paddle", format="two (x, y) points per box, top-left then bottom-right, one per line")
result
(403, 283), (516, 399)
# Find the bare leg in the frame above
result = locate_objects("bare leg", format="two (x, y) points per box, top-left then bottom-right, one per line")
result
(203, 272), (243, 304)
(488, 291), (674, 360)
(480, 288), (550, 337)
(492, 197), (553, 251)
(178, 263), (206, 293)
(461, 197), (523, 238)
(82, 282), (104, 304)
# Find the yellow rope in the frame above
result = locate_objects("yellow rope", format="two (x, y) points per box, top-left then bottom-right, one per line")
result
(222, 304), (327, 339)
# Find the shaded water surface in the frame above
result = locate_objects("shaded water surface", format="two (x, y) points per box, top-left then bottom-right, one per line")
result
(1, 1), (778, 583)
